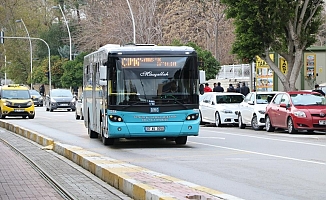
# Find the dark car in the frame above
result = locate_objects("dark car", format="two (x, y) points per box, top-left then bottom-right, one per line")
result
(29, 90), (43, 107)
(265, 91), (326, 133)
(45, 89), (76, 112)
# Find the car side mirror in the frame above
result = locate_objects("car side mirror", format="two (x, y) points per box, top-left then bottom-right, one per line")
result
(280, 103), (289, 109)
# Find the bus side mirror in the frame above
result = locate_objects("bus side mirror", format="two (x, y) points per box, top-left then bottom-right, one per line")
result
(99, 65), (107, 80)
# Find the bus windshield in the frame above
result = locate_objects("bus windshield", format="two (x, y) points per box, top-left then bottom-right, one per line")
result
(108, 56), (198, 106)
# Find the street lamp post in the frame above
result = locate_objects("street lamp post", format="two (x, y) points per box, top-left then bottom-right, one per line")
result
(53, 4), (72, 60)
(126, 0), (136, 44)
(16, 19), (33, 89)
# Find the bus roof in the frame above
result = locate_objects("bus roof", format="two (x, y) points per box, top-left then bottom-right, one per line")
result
(95, 44), (196, 55)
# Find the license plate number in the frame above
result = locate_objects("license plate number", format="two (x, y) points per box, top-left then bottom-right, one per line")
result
(319, 120), (326, 125)
(14, 109), (24, 112)
(145, 126), (165, 132)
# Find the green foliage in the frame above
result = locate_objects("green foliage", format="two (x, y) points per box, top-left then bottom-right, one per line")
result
(60, 52), (86, 88)
(221, 0), (323, 60)
(171, 40), (220, 80)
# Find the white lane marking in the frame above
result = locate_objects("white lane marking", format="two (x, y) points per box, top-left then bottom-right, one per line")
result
(202, 128), (326, 147)
(189, 141), (326, 166)
(198, 136), (225, 140)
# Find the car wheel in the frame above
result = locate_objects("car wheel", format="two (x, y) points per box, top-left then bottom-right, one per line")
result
(238, 114), (246, 129)
(75, 112), (80, 120)
(50, 109), (53, 112)
(307, 130), (314, 134)
(0, 110), (5, 119)
(215, 112), (222, 127)
(28, 115), (35, 119)
(265, 115), (275, 132)
(251, 115), (263, 130)
(287, 117), (297, 134)
(175, 136), (187, 145)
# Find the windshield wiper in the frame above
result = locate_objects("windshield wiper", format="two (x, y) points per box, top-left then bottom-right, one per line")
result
(159, 97), (189, 109)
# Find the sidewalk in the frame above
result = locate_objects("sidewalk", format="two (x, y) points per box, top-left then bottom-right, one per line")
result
(0, 129), (131, 200)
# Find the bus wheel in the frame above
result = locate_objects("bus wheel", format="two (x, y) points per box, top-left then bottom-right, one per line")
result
(88, 116), (98, 138)
(102, 136), (114, 146)
(175, 136), (187, 145)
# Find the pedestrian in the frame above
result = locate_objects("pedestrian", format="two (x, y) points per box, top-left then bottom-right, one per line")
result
(240, 82), (250, 96)
(235, 83), (241, 93)
(39, 84), (45, 96)
(227, 84), (235, 92)
(213, 83), (217, 89)
(204, 83), (212, 92)
(213, 82), (224, 92)
(312, 84), (325, 96)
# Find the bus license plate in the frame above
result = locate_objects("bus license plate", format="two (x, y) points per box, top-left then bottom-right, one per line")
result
(319, 120), (326, 125)
(14, 109), (24, 112)
(145, 126), (165, 132)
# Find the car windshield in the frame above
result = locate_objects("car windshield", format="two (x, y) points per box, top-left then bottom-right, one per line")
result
(2, 90), (30, 99)
(50, 89), (73, 97)
(216, 95), (244, 104)
(256, 93), (276, 104)
(30, 90), (40, 96)
(290, 93), (326, 106)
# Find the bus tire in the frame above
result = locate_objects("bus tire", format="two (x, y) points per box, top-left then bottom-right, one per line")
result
(102, 136), (114, 145)
(88, 114), (98, 138)
(175, 136), (187, 145)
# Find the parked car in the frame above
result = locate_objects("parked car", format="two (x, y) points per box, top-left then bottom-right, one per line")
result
(75, 92), (84, 120)
(237, 91), (278, 130)
(45, 89), (76, 112)
(29, 90), (43, 107)
(199, 92), (244, 127)
(265, 91), (326, 133)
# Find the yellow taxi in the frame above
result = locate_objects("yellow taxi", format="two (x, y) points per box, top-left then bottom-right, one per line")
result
(0, 84), (35, 119)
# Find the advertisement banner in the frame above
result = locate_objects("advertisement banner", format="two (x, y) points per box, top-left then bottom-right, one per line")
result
(255, 54), (274, 92)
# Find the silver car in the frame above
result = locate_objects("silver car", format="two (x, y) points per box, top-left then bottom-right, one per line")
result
(45, 89), (76, 112)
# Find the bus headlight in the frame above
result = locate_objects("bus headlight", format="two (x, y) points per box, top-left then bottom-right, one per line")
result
(186, 113), (199, 120)
(109, 115), (124, 122)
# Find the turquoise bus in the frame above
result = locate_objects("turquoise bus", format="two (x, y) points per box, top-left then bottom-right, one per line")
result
(83, 44), (200, 145)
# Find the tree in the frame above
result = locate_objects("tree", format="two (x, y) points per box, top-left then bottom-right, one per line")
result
(60, 52), (86, 88)
(221, 0), (324, 91)
(171, 40), (220, 80)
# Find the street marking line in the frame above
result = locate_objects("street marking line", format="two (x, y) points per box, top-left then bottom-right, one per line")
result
(189, 141), (326, 166)
(202, 128), (326, 147)
(198, 136), (225, 140)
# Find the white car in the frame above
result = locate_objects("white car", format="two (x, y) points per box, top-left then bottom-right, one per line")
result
(237, 91), (278, 130)
(199, 92), (244, 127)
(75, 93), (84, 120)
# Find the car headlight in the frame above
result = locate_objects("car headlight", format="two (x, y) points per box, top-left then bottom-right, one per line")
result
(5, 101), (12, 106)
(293, 111), (306, 118)
(27, 101), (33, 106)
(221, 109), (233, 114)
(258, 110), (265, 114)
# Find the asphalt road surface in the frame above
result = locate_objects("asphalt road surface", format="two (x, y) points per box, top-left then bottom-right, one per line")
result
(6, 107), (326, 200)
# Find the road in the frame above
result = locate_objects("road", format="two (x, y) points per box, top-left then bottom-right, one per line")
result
(6, 107), (326, 200)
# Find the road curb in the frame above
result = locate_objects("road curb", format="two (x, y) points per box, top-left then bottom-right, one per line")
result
(0, 120), (243, 200)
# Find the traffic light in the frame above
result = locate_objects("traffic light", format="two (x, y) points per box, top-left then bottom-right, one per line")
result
(0, 31), (4, 44)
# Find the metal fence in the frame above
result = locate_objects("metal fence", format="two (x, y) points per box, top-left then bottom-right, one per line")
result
(216, 64), (251, 79)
